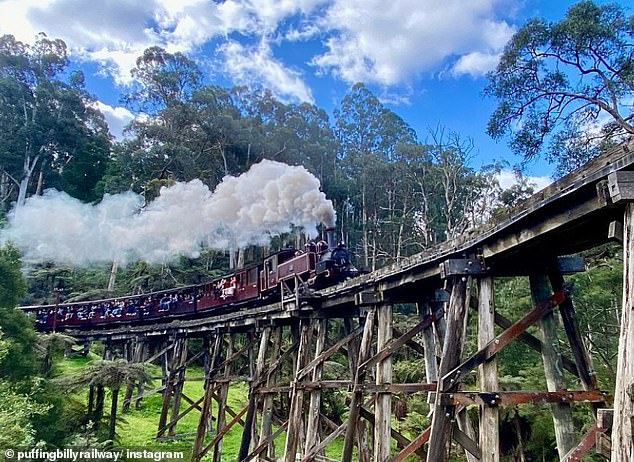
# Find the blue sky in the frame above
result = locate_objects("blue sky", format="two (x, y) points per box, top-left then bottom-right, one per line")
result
(0, 0), (628, 188)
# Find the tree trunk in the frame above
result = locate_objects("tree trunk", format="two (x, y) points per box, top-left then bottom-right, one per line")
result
(87, 386), (95, 417)
(94, 385), (105, 429)
(16, 154), (40, 207)
(107, 260), (118, 292)
(109, 387), (120, 443)
(362, 181), (369, 268)
(35, 167), (44, 196)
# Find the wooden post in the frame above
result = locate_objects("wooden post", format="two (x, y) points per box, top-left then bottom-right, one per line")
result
(123, 338), (145, 412)
(168, 337), (188, 437)
(548, 268), (598, 393)
(374, 304), (393, 462)
(305, 319), (327, 456)
(161, 341), (169, 387)
(238, 331), (260, 462)
(283, 319), (312, 462)
(478, 276), (499, 462)
(418, 302), (439, 387)
(342, 308), (376, 462)
(426, 277), (469, 462)
(344, 317), (370, 462)
(213, 334), (234, 462)
(259, 326), (282, 459)
(612, 202), (634, 461)
(157, 338), (180, 438)
(529, 273), (576, 459)
(192, 334), (221, 462)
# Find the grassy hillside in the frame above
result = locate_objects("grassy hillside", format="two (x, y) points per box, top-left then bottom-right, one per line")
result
(57, 355), (347, 460)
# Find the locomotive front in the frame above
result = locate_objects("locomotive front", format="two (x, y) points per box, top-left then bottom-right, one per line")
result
(315, 227), (359, 282)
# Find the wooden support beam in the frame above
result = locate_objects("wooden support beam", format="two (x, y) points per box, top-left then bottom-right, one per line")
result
(284, 320), (312, 462)
(440, 257), (487, 278)
(478, 276), (499, 462)
(213, 334), (234, 462)
(342, 308), (376, 462)
(200, 405), (249, 460)
(612, 201), (634, 461)
(305, 319), (327, 457)
(489, 308), (579, 377)
(608, 171), (634, 203)
(192, 334), (221, 462)
(344, 318), (370, 462)
(359, 311), (435, 374)
(359, 406), (425, 457)
(123, 338), (146, 412)
(168, 338), (188, 437)
(238, 331), (262, 462)
(246, 421), (289, 462)
(560, 423), (604, 462)
(453, 425), (481, 460)
(442, 290), (566, 390)
(157, 337), (186, 439)
(302, 420), (346, 462)
(419, 302), (440, 406)
(297, 323), (363, 381)
(392, 427), (431, 462)
(427, 277), (469, 462)
(530, 273), (577, 459)
(446, 390), (608, 406)
(549, 268), (599, 394)
(393, 325), (427, 356)
(357, 382), (436, 393)
(258, 327), (282, 459)
(374, 304), (393, 462)
(157, 395), (204, 437)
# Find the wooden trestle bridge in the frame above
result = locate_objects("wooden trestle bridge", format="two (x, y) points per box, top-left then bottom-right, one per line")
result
(60, 141), (634, 462)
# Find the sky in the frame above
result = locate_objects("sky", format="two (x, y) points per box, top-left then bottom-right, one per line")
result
(0, 0), (628, 190)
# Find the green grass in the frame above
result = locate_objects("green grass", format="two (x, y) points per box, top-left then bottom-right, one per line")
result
(56, 356), (348, 461)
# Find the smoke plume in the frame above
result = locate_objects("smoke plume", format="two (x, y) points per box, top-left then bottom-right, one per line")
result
(1, 160), (336, 265)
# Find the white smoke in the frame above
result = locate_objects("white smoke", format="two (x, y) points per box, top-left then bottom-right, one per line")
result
(1, 160), (336, 265)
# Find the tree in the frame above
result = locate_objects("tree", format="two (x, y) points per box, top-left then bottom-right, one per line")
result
(124, 46), (202, 112)
(334, 83), (417, 270)
(0, 34), (111, 207)
(55, 359), (152, 442)
(486, 1), (634, 174)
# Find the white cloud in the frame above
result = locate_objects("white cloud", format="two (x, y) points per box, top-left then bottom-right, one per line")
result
(93, 101), (136, 140)
(452, 51), (501, 77)
(0, 0), (318, 97)
(311, 0), (515, 85)
(496, 169), (551, 192)
(0, 0), (516, 97)
(219, 40), (314, 104)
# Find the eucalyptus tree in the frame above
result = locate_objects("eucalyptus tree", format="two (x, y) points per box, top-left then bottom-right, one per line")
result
(334, 83), (418, 270)
(0, 34), (110, 208)
(486, 1), (634, 175)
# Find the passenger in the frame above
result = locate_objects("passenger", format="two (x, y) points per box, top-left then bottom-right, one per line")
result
(159, 296), (170, 312)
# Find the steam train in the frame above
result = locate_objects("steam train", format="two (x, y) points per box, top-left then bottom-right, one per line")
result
(24, 228), (358, 331)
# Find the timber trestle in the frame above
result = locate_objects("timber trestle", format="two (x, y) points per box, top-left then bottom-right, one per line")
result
(63, 141), (634, 461)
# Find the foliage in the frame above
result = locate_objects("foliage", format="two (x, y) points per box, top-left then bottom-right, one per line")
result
(56, 359), (152, 392)
(0, 378), (50, 446)
(0, 244), (26, 308)
(486, 1), (634, 175)
(0, 34), (111, 206)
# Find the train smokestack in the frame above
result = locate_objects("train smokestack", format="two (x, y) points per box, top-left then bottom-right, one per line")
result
(326, 227), (336, 250)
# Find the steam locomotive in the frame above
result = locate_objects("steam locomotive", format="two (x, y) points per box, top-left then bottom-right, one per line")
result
(24, 228), (358, 331)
